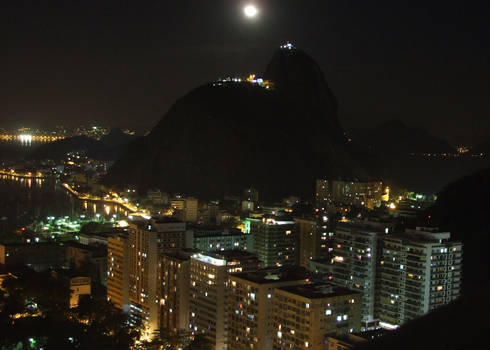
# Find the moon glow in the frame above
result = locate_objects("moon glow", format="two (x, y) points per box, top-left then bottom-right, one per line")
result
(244, 5), (258, 18)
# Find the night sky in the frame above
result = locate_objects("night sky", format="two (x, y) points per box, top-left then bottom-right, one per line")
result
(1, 1), (489, 145)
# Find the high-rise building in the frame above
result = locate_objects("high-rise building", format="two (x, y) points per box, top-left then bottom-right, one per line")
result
(376, 228), (462, 328)
(190, 251), (261, 350)
(107, 234), (130, 311)
(294, 216), (331, 268)
(316, 180), (383, 209)
(228, 267), (311, 350)
(127, 217), (187, 337)
(273, 283), (362, 350)
(331, 222), (384, 322)
(315, 179), (330, 203)
(330, 180), (383, 208)
(243, 188), (259, 203)
(186, 227), (253, 253)
(248, 214), (298, 267)
(171, 197), (199, 223)
(160, 249), (197, 332)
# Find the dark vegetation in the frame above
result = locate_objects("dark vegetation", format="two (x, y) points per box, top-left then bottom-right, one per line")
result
(0, 268), (141, 350)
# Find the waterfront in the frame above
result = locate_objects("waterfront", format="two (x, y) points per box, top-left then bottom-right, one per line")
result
(0, 175), (128, 234)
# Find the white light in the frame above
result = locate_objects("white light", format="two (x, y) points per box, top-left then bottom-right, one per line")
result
(244, 4), (258, 18)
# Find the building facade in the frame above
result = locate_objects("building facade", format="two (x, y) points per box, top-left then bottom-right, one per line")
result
(107, 234), (130, 311)
(273, 283), (362, 350)
(127, 217), (187, 337)
(315, 179), (383, 209)
(160, 249), (196, 332)
(294, 216), (330, 268)
(186, 227), (253, 253)
(315, 179), (330, 203)
(171, 197), (199, 223)
(227, 267), (310, 350)
(331, 223), (381, 322)
(376, 228), (462, 328)
(249, 215), (298, 267)
(190, 251), (261, 350)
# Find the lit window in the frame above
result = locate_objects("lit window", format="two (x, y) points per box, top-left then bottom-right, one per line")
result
(326, 310), (332, 315)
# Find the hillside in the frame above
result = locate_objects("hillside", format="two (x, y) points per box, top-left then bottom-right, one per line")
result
(106, 46), (368, 199)
(349, 120), (455, 155)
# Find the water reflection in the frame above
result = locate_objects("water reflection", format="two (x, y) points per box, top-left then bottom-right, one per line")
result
(0, 177), (128, 230)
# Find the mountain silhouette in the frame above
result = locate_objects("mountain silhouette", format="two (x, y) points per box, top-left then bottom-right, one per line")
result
(105, 45), (368, 199)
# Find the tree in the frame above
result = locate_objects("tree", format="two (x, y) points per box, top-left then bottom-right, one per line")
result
(0, 271), (141, 349)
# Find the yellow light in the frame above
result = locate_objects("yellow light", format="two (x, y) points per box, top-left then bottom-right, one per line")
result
(247, 74), (256, 82)
(118, 220), (129, 228)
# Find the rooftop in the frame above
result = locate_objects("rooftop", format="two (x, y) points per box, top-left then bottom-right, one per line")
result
(231, 266), (311, 284)
(277, 282), (361, 299)
(192, 249), (259, 267)
(189, 226), (244, 237)
(164, 249), (199, 261)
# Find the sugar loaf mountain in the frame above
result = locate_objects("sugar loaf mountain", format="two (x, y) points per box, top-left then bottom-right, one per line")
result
(106, 43), (368, 199)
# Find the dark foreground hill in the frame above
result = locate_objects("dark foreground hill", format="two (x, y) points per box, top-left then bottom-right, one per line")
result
(106, 46), (368, 199)
(358, 167), (490, 350)
(429, 166), (490, 291)
(357, 285), (490, 350)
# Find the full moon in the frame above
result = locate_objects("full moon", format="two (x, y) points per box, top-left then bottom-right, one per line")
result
(244, 5), (258, 18)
